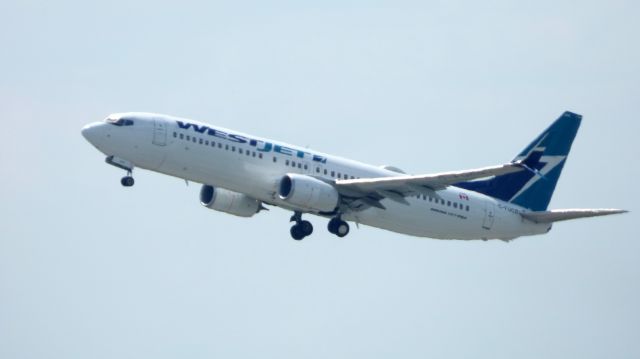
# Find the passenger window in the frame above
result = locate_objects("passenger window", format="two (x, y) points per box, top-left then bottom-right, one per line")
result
(447, 201), (451, 206)
(205, 140), (209, 145)
(297, 163), (302, 169)
(225, 145), (229, 150)
(259, 153), (262, 159)
(239, 149), (243, 154)
(331, 171), (335, 177)
(252, 152), (256, 157)
(199, 138), (203, 144)
(304, 164), (308, 170)
(192, 137), (197, 143)
(186, 135), (191, 141)
(179, 134), (184, 139)
(453, 203), (458, 208)
(218, 143), (222, 148)
(173, 132), (177, 138)
(466, 205), (470, 211)
(324, 169), (328, 175)
(286, 160), (290, 166)
(211, 141), (215, 147)
(273, 156), (277, 163)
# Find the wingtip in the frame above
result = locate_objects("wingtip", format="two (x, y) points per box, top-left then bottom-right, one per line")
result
(599, 209), (629, 216)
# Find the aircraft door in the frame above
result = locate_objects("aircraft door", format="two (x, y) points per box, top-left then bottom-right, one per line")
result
(152, 119), (167, 146)
(482, 202), (496, 230)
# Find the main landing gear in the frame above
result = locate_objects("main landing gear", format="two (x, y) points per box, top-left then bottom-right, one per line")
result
(120, 170), (135, 187)
(328, 217), (350, 238)
(289, 212), (350, 240)
(290, 212), (313, 240)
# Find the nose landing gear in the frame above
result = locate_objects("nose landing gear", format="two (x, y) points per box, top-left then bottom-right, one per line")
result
(105, 156), (135, 187)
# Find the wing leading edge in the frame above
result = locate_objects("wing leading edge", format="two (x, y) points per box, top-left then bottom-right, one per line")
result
(521, 209), (628, 223)
(335, 161), (526, 208)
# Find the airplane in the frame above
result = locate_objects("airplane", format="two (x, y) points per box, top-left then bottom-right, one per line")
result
(81, 111), (626, 241)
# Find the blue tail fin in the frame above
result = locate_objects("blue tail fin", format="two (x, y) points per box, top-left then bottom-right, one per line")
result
(456, 111), (582, 211)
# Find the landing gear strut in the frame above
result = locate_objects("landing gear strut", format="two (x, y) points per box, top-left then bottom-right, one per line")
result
(328, 217), (350, 238)
(106, 156), (135, 187)
(290, 211), (313, 240)
(121, 170), (135, 187)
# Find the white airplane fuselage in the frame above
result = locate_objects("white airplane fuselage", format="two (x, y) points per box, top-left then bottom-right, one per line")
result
(82, 113), (552, 241)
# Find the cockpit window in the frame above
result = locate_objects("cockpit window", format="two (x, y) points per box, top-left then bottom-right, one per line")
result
(105, 116), (134, 126)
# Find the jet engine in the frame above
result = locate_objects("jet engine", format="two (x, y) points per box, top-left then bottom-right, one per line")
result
(200, 185), (262, 218)
(278, 174), (339, 212)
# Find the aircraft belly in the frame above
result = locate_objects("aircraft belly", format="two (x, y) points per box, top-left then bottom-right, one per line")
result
(352, 199), (478, 239)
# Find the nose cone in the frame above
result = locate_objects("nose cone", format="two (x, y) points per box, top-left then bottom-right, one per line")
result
(81, 122), (105, 147)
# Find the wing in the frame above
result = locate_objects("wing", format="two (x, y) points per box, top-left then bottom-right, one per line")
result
(521, 209), (628, 223)
(335, 162), (525, 210)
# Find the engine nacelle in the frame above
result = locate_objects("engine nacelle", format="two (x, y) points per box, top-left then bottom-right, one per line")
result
(278, 174), (339, 212)
(200, 185), (261, 218)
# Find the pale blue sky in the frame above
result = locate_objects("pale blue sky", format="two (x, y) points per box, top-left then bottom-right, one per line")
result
(1, 1), (638, 358)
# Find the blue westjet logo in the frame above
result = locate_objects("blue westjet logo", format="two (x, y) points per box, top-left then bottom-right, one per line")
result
(177, 121), (328, 164)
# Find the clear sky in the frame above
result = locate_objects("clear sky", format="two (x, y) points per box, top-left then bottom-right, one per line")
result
(1, 1), (638, 358)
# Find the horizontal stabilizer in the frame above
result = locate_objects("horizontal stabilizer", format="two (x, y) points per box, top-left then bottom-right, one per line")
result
(522, 209), (628, 223)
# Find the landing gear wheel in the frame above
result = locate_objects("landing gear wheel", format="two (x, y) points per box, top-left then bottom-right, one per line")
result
(299, 220), (313, 236)
(328, 218), (340, 234)
(289, 212), (314, 240)
(328, 218), (350, 237)
(336, 221), (350, 237)
(121, 176), (135, 187)
(290, 225), (306, 240)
